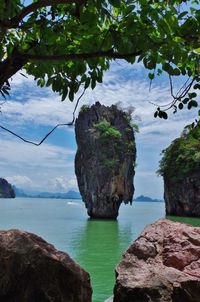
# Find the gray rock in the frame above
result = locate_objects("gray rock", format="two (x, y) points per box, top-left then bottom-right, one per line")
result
(164, 172), (200, 216)
(0, 178), (15, 198)
(114, 218), (200, 302)
(0, 229), (92, 302)
(75, 102), (136, 219)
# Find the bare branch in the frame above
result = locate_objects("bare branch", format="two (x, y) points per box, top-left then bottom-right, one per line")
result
(0, 88), (86, 146)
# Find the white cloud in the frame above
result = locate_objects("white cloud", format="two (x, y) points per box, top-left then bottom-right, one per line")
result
(0, 138), (76, 192)
(6, 175), (33, 187)
(46, 176), (78, 192)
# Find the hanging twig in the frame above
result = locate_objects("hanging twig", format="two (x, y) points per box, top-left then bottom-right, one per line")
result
(0, 88), (86, 146)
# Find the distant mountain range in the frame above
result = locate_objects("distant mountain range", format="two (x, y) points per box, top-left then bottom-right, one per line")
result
(13, 187), (162, 202)
(13, 186), (81, 199)
(134, 195), (163, 202)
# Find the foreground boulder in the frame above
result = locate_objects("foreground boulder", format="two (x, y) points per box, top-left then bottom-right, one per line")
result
(0, 178), (15, 198)
(75, 102), (136, 219)
(114, 218), (200, 302)
(0, 229), (92, 302)
(158, 123), (200, 216)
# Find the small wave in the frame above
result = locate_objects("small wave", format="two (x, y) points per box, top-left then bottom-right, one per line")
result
(67, 201), (80, 206)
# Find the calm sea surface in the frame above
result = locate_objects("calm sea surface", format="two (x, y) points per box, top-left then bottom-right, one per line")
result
(0, 198), (200, 302)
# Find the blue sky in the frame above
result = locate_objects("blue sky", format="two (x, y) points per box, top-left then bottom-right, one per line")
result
(0, 61), (199, 198)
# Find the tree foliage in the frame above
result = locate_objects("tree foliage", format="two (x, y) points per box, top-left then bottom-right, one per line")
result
(0, 0), (200, 117)
(158, 121), (200, 179)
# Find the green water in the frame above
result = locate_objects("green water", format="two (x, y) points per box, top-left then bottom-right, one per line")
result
(0, 198), (200, 301)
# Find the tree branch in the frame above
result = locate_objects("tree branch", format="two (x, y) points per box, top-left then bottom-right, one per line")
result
(18, 49), (142, 61)
(0, 50), (27, 89)
(0, 88), (86, 146)
(0, 0), (83, 28)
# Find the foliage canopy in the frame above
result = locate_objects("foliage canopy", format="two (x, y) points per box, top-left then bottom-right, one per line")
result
(0, 0), (200, 117)
(158, 122), (200, 179)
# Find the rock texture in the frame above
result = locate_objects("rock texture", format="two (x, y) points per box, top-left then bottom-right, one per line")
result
(114, 218), (200, 302)
(0, 178), (15, 198)
(164, 173), (200, 216)
(0, 229), (92, 302)
(75, 102), (136, 219)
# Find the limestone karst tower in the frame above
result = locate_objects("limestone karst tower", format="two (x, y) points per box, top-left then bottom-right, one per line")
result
(75, 102), (136, 219)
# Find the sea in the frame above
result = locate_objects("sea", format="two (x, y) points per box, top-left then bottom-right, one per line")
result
(0, 198), (200, 302)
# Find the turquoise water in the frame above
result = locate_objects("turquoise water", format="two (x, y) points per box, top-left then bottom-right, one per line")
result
(0, 198), (199, 301)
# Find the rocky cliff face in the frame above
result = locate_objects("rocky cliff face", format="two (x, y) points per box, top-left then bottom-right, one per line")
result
(0, 178), (15, 198)
(164, 172), (200, 216)
(75, 102), (136, 219)
(158, 123), (200, 217)
(0, 229), (92, 302)
(114, 219), (200, 302)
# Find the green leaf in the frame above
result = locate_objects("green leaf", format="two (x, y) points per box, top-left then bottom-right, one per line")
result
(189, 92), (197, 99)
(162, 111), (168, 120)
(194, 84), (200, 90)
(61, 86), (68, 102)
(91, 78), (96, 90)
(84, 78), (90, 89)
(178, 103), (183, 110)
(183, 98), (189, 104)
(108, 0), (121, 7)
(148, 73), (155, 80)
(188, 100), (198, 109)
(69, 89), (74, 102)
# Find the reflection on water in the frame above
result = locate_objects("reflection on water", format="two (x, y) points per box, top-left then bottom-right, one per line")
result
(73, 219), (133, 302)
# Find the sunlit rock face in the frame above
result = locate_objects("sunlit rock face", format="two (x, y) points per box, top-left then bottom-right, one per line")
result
(114, 219), (200, 302)
(75, 102), (136, 219)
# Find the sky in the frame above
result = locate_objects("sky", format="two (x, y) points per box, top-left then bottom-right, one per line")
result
(0, 60), (199, 199)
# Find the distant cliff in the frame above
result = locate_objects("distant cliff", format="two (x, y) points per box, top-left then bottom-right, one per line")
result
(75, 102), (136, 219)
(0, 178), (15, 198)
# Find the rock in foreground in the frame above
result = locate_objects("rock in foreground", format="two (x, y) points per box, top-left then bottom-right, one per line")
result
(114, 218), (200, 302)
(0, 229), (92, 302)
(0, 178), (15, 198)
(75, 102), (136, 219)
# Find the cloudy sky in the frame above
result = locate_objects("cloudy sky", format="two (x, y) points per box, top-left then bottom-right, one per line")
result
(0, 61), (199, 198)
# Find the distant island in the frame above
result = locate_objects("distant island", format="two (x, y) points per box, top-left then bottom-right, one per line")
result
(13, 187), (162, 202)
(13, 187), (81, 199)
(134, 195), (163, 202)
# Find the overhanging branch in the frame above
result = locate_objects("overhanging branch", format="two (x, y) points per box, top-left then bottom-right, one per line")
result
(18, 49), (142, 61)
(0, 0), (83, 28)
